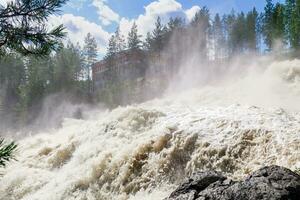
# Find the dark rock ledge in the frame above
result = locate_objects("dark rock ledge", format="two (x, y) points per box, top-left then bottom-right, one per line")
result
(166, 166), (300, 200)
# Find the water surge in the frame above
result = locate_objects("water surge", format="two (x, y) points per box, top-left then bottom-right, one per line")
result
(1, 59), (300, 200)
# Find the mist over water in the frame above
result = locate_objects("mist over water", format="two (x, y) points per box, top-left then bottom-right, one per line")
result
(1, 56), (300, 199)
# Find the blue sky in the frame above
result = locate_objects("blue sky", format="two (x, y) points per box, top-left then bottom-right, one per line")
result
(42, 0), (284, 56)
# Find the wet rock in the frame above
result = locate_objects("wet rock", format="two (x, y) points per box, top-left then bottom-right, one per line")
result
(167, 166), (300, 200)
(168, 171), (226, 200)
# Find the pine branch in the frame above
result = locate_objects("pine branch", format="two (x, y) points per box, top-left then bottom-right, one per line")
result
(0, 0), (68, 56)
(0, 139), (17, 168)
(0, 0), (67, 19)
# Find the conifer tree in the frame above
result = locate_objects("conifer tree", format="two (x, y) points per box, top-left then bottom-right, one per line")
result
(127, 22), (142, 51)
(165, 17), (185, 46)
(83, 33), (98, 92)
(151, 17), (165, 53)
(143, 32), (153, 51)
(285, 0), (295, 47)
(273, 3), (286, 45)
(105, 32), (119, 82)
(191, 7), (210, 59)
(106, 35), (117, 59)
(246, 8), (259, 51)
(0, 0), (67, 56)
(212, 14), (225, 59)
(263, 0), (275, 50)
(114, 27), (126, 52)
(53, 43), (84, 91)
(225, 10), (236, 56)
(234, 12), (247, 53)
(165, 17), (185, 68)
(294, 0), (300, 49)
(285, 0), (300, 50)
(167, 17), (185, 33)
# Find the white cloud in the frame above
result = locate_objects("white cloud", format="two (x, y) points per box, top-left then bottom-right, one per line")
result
(144, 0), (182, 15)
(185, 6), (201, 22)
(49, 14), (111, 55)
(119, 0), (200, 39)
(119, 0), (183, 39)
(67, 0), (87, 10)
(92, 0), (120, 26)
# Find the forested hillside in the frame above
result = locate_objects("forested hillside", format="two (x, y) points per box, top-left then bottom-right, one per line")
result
(1, 0), (300, 129)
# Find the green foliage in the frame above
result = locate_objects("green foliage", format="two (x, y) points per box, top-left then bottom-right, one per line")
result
(105, 27), (125, 66)
(167, 17), (185, 31)
(114, 27), (126, 52)
(0, 53), (26, 125)
(106, 35), (118, 59)
(262, 1), (286, 50)
(52, 46), (81, 91)
(273, 3), (285, 44)
(0, 43), (88, 127)
(245, 8), (259, 51)
(150, 17), (166, 53)
(191, 7), (210, 58)
(127, 22), (142, 51)
(285, 0), (300, 50)
(143, 32), (152, 51)
(0, 139), (17, 168)
(263, 0), (274, 49)
(3, 0), (300, 125)
(97, 1), (300, 107)
(231, 12), (246, 53)
(212, 14), (225, 59)
(0, 0), (67, 56)
(105, 27), (126, 60)
(84, 34), (98, 60)
(191, 6), (210, 29)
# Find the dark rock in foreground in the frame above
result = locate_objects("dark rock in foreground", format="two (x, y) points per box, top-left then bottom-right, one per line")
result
(167, 166), (300, 200)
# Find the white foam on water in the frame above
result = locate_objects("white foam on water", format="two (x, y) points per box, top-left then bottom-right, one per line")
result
(0, 60), (300, 200)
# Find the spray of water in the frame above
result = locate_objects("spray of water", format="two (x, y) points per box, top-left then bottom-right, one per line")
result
(0, 56), (300, 199)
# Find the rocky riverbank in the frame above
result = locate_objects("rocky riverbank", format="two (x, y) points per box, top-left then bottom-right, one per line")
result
(166, 165), (300, 200)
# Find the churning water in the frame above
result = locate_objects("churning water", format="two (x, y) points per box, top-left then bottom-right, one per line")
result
(0, 59), (300, 200)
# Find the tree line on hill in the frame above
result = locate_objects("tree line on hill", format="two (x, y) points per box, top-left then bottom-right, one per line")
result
(98, 0), (300, 106)
(106, 0), (300, 62)
(1, 0), (300, 130)
(0, 37), (99, 128)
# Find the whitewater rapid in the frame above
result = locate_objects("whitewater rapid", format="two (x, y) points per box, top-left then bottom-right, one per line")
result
(1, 59), (300, 200)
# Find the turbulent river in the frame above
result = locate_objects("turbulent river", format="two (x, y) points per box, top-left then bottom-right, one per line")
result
(1, 59), (300, 200)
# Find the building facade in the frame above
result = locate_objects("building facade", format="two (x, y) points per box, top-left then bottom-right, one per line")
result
(92, 50), (146, 91)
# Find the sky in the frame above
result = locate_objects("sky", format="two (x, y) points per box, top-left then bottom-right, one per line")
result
(1, 0), (283, 57)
